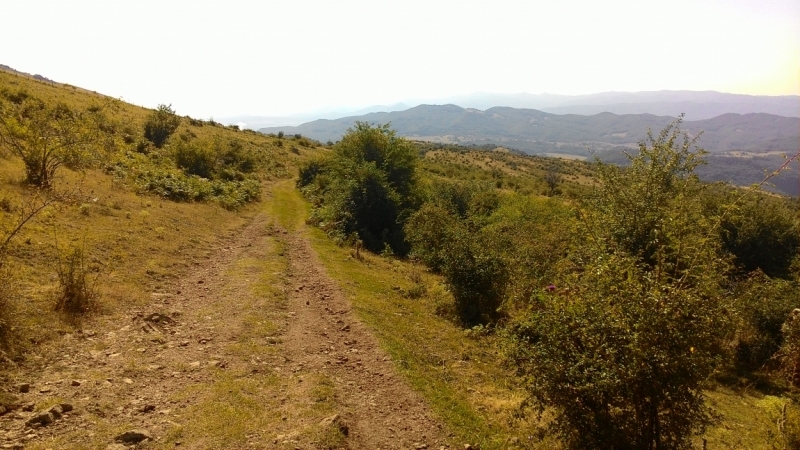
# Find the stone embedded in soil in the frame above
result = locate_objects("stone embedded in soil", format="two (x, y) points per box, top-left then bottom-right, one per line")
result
(49, 405), (63, 420)
(71, 380), (81, 386)
(25, 411), (54, 427)
(319, 414), (349, 436)
(16, 383), (30, 393)
(115, 429), (152, 444)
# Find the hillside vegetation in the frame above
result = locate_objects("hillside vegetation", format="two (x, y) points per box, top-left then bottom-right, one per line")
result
(263, 104), (800, 196)
(0, 68), (319, 359)
(301, 121), (800, 448)
(1, 68), (799, 449)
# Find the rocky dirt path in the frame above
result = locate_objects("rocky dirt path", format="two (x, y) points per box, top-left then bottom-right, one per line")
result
(277, 229), (447, 449)
(0, 210), (449, 449)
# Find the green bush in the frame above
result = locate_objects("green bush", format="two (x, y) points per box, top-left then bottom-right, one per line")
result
(719, 195), (799, 279)
(173, 140), (216, 178)
(731, 273), (799, 372)
(299, 122), (419, 254)
(0, 97), (106, 188)
(143, 104), (180, 148)
(506, 118), (731, 449)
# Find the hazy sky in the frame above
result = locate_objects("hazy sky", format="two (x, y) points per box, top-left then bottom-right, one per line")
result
(2, 0), (798, 118)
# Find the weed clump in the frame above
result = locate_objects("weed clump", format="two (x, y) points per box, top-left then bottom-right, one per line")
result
(54, 245), (100, 315)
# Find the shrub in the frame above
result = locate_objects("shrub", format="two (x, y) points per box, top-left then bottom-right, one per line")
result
(54, 244), (100, 315)
(173, 141), (216, 178)
(406, 203), (508, 325)
(506, 118), (731, 449)
(0, 97), (106, 188)
(299, 122), (419, 254)
(719, 195), (799, 279)
(143, 104), (180, 148)
(730, 273), (799, 372)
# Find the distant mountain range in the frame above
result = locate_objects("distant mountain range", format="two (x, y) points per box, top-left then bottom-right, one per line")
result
(259, 104), (799, 156)
(244, 90), (799, 129)
(260, 103), (800, 196)
(433, 91), (799, 120)
(219, 103), (410, 129)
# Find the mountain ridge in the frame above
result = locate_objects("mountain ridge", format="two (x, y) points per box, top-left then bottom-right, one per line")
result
(259, 104), (799, 156)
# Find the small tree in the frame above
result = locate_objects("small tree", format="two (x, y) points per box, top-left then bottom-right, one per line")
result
(507, 118), (731, 449)
(299, 122), (419, 253)
(0, 96), (104, 189)
(143, 104), (180, 148)
(544, 168), (561, 196)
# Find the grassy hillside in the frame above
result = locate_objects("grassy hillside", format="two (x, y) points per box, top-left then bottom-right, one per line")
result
(0, 68), (322, 361)
(1, 68), (799, 449)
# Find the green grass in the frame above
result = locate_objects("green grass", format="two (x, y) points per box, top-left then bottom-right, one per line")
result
(268, 181), (550, 449)
(268, 179), (798, 449)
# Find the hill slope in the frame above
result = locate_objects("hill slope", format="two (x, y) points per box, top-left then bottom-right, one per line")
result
(260, 104), (799, 155)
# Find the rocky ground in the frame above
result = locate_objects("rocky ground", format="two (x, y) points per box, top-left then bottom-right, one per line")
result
(0, 212), (450, 449)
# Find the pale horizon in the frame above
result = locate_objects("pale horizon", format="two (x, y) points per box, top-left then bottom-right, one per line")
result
(2, 0), (798, 119)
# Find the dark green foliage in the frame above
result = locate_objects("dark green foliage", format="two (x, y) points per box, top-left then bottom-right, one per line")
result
(507, 253), (726, 449)
(173, 140), (216, 178)
(406, 202), (507, 325)
(299, 122), (419, 254)
(107, 134), (263, 210)
(173, 138), (258, 180)
(405, 181), (509, 325)
(719, 195), (799, 279)
(406, 181), (574, 325)
(438, 226), (507, 325)
(143, 104), (180, 148)
(506, 118), (731, 449)
(588, 116), (708, 268)
(731, 273), (799, 372)
(405, 204), (458, 272)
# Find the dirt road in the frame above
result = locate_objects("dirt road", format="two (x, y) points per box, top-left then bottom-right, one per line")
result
(0, 210), (449, 449)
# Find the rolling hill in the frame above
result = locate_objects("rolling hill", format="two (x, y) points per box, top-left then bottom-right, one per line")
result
(260, 104), (799, 156)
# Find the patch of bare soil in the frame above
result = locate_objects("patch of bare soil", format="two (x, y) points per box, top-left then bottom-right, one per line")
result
(275, 228), (448, 449)
(0, 213), (448, 449)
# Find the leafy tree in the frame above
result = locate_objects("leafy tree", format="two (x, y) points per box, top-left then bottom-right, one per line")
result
(506, 118), (731, 449)
(143, 104), (180, 148)
(298, 122), (419, 253)
(544, 168), (561, 196)
(587, 115), (706, 265)
(0, 95), (106, 189)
